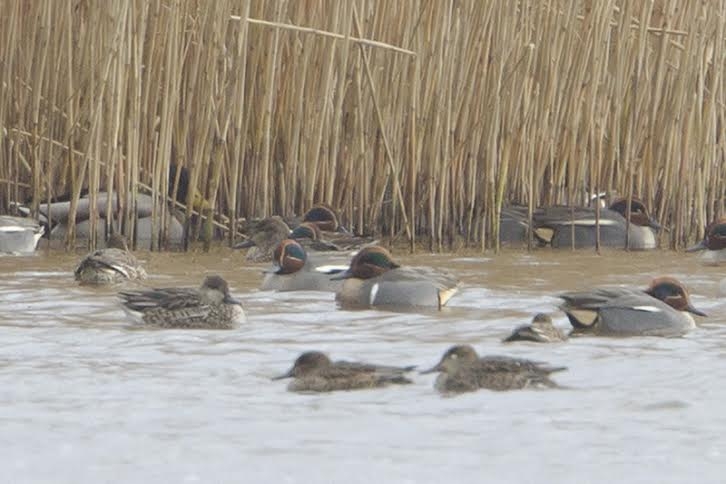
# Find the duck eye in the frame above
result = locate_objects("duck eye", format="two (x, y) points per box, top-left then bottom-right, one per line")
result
(451, 353), (458, 360)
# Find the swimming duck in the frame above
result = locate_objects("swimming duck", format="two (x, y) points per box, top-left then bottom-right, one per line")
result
(260, 239), (346, 292)
(74, 233), (147, 285)
(331, 246), (460, 309)
(288, 222), (345, 251)
(558, 277), (706, 337)
(273, 351), (414, 392)
(532, 198), (661, 249)
(0, 215), (44, 254)
(119, 275), (245, 329)
(421, 345), (566, 393)
(16, 164), (202, 249)
(503, 313), (568, 343)
(687, 218), (726, 265)
(300, 205), (378, 249)
(234, 216), (292, 262)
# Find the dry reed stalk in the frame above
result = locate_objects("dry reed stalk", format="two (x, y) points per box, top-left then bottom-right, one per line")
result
(351, 4), (412, 242)
(228, 0), (251, 244)
(2, 0), (725, 253)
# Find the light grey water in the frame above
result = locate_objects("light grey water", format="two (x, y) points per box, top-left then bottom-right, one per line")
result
(1, 247), (725, 483)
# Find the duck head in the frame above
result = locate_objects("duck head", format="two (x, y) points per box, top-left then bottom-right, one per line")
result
(289, 222), (322, 241)
(303, 205), (339, 232)
(608, 198), (661, 230)
(421, 345), (480, 374)
(272, 351), (331, 380)
(644, 277), (706, 316)
(107, 233), (130, 251)
(234, 216), (291, 249)
(330, 246), (400, 280)
(531, 313), (554, 326)
(200, 275), (241, 305)
(269, 239), (307, 275)
(687, 218), (726, 252)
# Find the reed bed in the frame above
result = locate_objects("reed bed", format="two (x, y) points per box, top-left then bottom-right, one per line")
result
(1, 0), (724, 251)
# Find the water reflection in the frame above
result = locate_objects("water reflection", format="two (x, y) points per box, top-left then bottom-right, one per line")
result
(0, 248), (724, 483)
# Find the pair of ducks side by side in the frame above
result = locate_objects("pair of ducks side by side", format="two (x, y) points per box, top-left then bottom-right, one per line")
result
(11, 164), (204, 250)
(235, 205), (378, 262)
(72, 234), (245, 329)
(273, 346), (565, 394)
(261, 240), (461, 310)
(504, 277), (706, 340)
(500, 197), (661, 249)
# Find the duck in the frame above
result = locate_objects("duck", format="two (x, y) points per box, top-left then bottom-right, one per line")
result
(0, 215), (44, 254)
(558, 276), (706, 337)
(15, 163), (203, 250)
(503, 313), (568, 343)
(235, 208), (376, 261)
(119, 275), (245, 329)
(272, 351), (414, 393)
(687, 218), (726, 265)
(74, 233), (147, 285)
(260, 240), (346, 292)
(289, 222), (346, 251)
(299, 205), (378, 249)
(421, 345), (566, 393)
(330, 246), (460, 309)
(532, 198), (661, 249)
(234, 216), (292, 262)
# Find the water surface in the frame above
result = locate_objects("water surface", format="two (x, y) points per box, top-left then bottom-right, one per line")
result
(1, 247), (725, 483)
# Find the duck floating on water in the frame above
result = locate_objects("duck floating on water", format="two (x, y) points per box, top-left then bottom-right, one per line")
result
(503, 313), (568, 343)
(119, 275), (245, 329)
(331, 246), (460, 310)
(273, 351), (414, 393)
(558, 277), (706, 337)
(500, 197), (661, 249)
(260, 239), (346, 292)
(75, 234), (147, 285)
(421, 345), (566, 393)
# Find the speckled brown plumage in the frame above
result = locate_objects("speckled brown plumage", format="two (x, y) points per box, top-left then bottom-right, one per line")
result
(274, 351), (414, 393)
(423, 345), (566, 393)
(119, 275), (245, 329)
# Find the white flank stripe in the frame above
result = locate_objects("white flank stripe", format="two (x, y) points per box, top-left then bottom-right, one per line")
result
(632, 305), (661, 313)
(315, 265), (349, 273)
(369, 283), (379, 305)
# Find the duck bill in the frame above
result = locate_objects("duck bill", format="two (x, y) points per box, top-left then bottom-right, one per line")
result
(648, 218), (662, 231)
(685, 239), (707, 252)
(233, 239), (255, 249)
(420, 363), (442, 375)
(686, 303), (707, 317)
(329, 268), (354, 281)
(318, 240), (340, 250)
(223, 294), (242, 305)
(262, 266), (283, 275)
(271, 369), (293, 380)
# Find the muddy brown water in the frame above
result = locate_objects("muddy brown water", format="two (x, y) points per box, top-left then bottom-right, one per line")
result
(1, 246), (725, 483)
